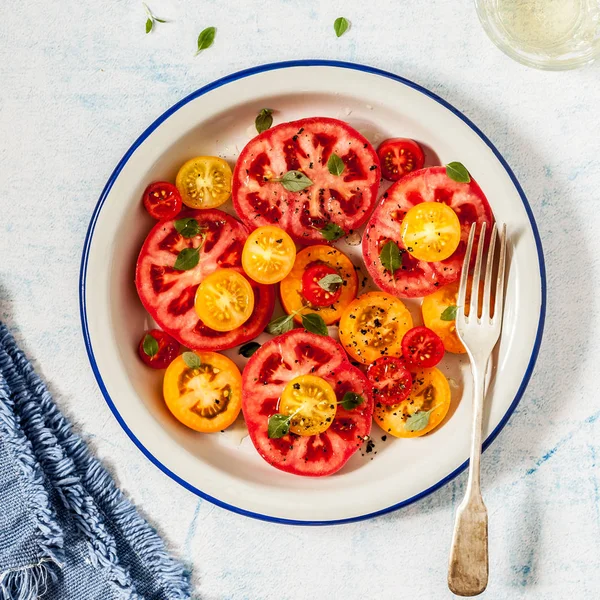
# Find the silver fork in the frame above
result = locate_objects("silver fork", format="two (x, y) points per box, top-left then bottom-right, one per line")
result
(447, 222), (507, 597)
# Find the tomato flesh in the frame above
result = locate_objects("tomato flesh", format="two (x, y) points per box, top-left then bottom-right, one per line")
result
(143, 182), (182, 220)
(377, 138), (425, 182)
(366, 356), (412, 406)
(301, 264), (343, 307)
(176, 156), (232, 209)
(138, 329), (179, 369)
(242, 330), (373, 476)
(242, 225), (296, 284)
(401, 326), (445, 368)
(232, 117), (380, 244)
(362, 167), (494, 298)
(136, 209), (274, 350)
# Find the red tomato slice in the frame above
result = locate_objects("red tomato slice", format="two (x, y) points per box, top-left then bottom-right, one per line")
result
(366, 356), (412, 406)
(232, 117), (380, 244)
(363, 167), (493, 298)
(377, 138), (425, 182)
(143, 182), (182, 220)
(138, 329), (180, 369)
(242, 330), (373, 477)
(401, 326), (445, 368)
(301, 264), (342, 307)
(136, 209), (274, 351)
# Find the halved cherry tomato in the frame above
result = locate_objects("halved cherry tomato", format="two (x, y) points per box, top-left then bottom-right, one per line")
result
(280, 245), (357, 325)
(401, 202), (461, 262)
(163, 352), (242, 432)
(242, 225), (296, 284)
(374, 367), (451, 438)
(138, 329), (179, 369)
(301, 264), (342, 307)
(366, 356), (412, 406)
(142, 182), (182, 220)
(195, 269), (254, 332)
(422, 281), (465, 354)
(401, 326), (445, 368)
(176, 156), (232, 209)
(279, 375), (337, 436)
(339, 292), (413, 364)
(377, 138), (424, 182)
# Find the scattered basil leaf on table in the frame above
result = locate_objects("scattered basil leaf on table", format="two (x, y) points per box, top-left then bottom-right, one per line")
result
(143, 3), (167, 33)
(404, 408), (436, 432)
(196, 26), (216, 54)
(182, 352), (201, 369)
(319, 222), (345, 241)
(142, 334), (159, 357)
(327, 153), (345, 176)
(445, 162), (471, 183)
(380, 240), (402, 275)
(334, 17), (349, 38)
(145, 18), (153, 34)
(301, 313), (328, 336)
(441, 305), (458, 321)
(174, 217), (201, 238)
(318, 274), (343, 292)
(268, 414), (291, 439)
(174, 247), (200, 270)
(255, 108), (274, 134)
(239, 342), (261, 358)
(275, 170), (313, 192)
(341, 392), (364, 410)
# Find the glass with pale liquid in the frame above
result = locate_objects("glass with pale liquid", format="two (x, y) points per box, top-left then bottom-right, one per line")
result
(476, 0), (600, 69)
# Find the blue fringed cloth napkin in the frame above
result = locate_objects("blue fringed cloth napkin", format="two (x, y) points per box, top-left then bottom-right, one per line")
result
(0, 323), (191, 599)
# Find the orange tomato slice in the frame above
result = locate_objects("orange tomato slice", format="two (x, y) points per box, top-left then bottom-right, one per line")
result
(280, 245), (358, 326)
(242, 225), (296, 284)
(163, 352), (242, 432)
(176, 156), (232, 209)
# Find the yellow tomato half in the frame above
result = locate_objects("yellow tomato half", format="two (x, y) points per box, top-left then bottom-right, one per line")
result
(421, 281), (466, 354)
(278, 375), (337, 436)
(338, 292), (413, 364)
(401, 202), (461, 262)
(195, 269), (254, 332)
(163, 352), (242, 432)
(374, 367), (451, 438)
(242, 226), (296, 284)
(176, 156), (232, 209)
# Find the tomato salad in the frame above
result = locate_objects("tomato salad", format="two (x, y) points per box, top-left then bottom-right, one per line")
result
(134, 114), (494, 477)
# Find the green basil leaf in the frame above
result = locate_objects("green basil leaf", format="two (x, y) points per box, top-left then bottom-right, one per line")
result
(379, 240), (402, 275)
(239, 342), (261, 358)
(404, 408), (434, 432)
(174, 247), (200, 271)
(266, 314), (295, 336)
(441, 305), (458, 321)
(268, 414), (291, 439)
(174, 217), (201, 238)
(301, 313), (328, 336)
(317, 273), (343, 292)
(341, 391), (365, 410)
(277, 170), (313, 192)
(446, 162), (471, 183)
(154, 17), (167, 23)
(327, 153), (345, 176)
(196, 26), (216, 54)
(319, 222), (345, 241)
(145, 18), (153, 33)
(182, 352), (201, 369)
(334, 16), (349, 38)
(142, 334), (159, 357)
(255, 108), (274, 134)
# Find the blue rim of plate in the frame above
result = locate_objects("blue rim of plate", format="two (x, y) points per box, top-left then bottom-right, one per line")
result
(79, 59), (546, 526)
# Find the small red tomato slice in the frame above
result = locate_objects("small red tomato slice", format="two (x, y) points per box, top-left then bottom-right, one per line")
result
(401, 326), (445, 368)
(377, 138), (425, 182)
(366, 356), (412, 406)
(143, 182), (182, 220)
(301, 264), (343, 307)
(138, 329), (179, 369)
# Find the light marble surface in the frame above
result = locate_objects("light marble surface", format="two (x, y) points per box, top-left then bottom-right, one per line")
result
(1, 1), (599, 598)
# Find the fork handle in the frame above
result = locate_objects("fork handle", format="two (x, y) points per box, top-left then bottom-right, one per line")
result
(448, 360), (488, 596)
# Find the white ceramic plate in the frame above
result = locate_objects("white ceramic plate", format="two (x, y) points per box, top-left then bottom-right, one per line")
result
(80, 61), (545, 524)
